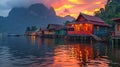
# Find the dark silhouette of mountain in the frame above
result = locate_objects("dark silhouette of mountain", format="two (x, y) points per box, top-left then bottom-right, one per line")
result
(0, 3), (74, 34)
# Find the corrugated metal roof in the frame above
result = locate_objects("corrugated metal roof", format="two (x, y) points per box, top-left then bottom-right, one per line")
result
(47, 24), (66, 30)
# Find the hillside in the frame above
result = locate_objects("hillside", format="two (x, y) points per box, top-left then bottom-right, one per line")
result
(0, 4), (74, 34)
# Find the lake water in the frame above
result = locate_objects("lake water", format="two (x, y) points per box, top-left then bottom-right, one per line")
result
(0, 35), (120, 67)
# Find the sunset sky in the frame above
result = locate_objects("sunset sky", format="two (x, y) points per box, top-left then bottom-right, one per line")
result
(0, 0), (107, 18)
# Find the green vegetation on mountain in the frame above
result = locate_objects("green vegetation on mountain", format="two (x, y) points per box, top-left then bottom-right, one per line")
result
(95, 0), (120, 25)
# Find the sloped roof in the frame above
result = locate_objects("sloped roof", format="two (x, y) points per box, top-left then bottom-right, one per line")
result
(112, 18), (120, 22)
(70, 13), (111, 27)
(77, 13), (104, 23)
(47, 24), (66, 30)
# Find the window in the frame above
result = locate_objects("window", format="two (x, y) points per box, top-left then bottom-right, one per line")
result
(117, 24), (120, 32)
(96, 26), (100, 32)
(68, 28), (74, 31)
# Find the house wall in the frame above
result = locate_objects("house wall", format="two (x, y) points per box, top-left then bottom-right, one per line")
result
(55, 30), (67, 35)
(115, 23), (120, 36)
(67, 23), (93, 35)
(44, 31), (54, 35)
(93, 25), (109, 36)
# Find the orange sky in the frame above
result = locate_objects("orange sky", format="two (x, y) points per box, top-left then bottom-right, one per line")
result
(0, 0), (107, 17)
(49, 0), (107, 18)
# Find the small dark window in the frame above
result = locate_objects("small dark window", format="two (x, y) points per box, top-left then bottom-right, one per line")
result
(68, 28), (74, 31)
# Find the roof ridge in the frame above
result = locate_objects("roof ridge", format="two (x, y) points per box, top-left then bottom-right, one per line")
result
(78, 13), (104, 23)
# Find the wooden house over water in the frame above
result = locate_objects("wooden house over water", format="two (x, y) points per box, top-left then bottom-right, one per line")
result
(111, 18), (120, 44)
(67, 13), (111, 41)
(36, 28), (44, 37)
(44, 24), (67, 38)
(112, 18), (120, 37)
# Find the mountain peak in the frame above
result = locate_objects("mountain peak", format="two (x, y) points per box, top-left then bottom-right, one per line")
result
(0, 3), (74, 34)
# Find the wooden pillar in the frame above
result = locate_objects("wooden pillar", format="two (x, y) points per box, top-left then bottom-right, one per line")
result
(112, 39), (114, 48)
(90, 37), (93, 45)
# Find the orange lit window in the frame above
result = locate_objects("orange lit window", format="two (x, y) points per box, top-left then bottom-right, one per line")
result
(79, 24), (83, 31)
(96, 26), (100, 31)
(117, 24), (120, 31)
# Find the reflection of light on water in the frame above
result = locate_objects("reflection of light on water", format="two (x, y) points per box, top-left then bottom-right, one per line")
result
(49, 45), (78, 67)
(49, 44), (95, 67)
(44, 38), (55, 45)
(85, 50), (89, 62)
(38, 38), (42, 46)
(31, 36), (36, 44)
(47, 42), (112, 67)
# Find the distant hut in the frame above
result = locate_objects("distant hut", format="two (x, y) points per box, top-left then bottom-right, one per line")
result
(36, 28), (45, 37)
(54, 26), (67, 38)
(44, 24), (67, 38)
(25, 26), (37, 36)
(67, 13), (111, 41)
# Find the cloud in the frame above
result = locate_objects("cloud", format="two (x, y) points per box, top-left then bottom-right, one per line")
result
(0, 0), (107, 18)
(51, 0), (107, 18)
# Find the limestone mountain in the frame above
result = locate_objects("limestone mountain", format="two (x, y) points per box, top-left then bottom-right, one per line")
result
(0, 4), (74, 34)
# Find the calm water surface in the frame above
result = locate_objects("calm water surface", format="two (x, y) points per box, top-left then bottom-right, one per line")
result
(0, 35), (120, 67)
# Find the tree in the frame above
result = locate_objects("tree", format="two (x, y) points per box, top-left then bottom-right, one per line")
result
(94, 0), (120, 25)
(64, 20), (71, 25)
(31, 26), (37, 31)
(25, 26), (37, 32)
(26, 27), (31, 31)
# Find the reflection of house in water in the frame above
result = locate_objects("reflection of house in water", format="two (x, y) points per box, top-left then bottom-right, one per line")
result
(111, 44), (120, 64)
(50, 43), (94, 67)
(37, 38), (55, 46)
(44, 24), (67, 38)
(93, 43), (107, 57)
(114, 49), (120, 64)
(69, 44), (94, 63)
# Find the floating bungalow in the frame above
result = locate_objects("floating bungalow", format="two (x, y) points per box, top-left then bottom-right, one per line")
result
(67, 13), (111, 41)
(36, 28), (44, 37)
(111, 18), (120, 44)
(24, 13), (111, 42)
(44, 24), (67, 38)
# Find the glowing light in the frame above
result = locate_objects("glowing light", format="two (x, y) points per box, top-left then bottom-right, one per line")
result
(31, 36), (36, 44)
